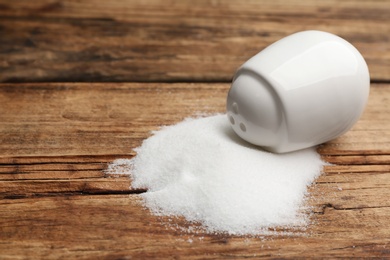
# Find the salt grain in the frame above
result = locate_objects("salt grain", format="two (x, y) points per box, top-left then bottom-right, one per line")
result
(109, 114), (325, 235)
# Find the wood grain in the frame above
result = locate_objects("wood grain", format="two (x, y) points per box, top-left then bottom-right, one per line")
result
(1, 1), (389, 257)
(1, 0), (389, 83)
(0, 194), (389, 259)
(0, 82), (389, 258)
(0, 83), (226, 157)
(0, 83), (388, 158)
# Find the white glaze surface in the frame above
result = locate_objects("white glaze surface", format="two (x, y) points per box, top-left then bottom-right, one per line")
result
(227, 30), (370, 153)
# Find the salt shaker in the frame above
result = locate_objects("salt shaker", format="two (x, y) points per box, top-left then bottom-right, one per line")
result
(227, 30), (370, 153)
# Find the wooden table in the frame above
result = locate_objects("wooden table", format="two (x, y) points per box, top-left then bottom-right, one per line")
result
(1, 1), (390, 258)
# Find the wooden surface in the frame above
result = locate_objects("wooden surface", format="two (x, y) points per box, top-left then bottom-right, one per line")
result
(1, 83), (390, 259)
(1, 0), (390, 82)
(1, 0), (390, 259)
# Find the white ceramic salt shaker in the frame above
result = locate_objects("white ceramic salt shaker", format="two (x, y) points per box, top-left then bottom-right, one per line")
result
(227, 30), (370, 153)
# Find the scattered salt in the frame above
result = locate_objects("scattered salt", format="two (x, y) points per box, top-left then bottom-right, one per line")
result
(109, 114), (325, 235)
(105, 158), (133, 175)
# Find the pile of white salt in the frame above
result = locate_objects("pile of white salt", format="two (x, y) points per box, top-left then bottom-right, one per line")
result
(107, 114), (325, 235)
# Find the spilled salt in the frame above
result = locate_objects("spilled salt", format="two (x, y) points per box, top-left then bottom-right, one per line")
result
(107, 114), (325, 235)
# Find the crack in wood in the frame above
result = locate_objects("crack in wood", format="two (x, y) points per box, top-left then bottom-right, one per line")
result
(2, 188), (147, 200)
(316, 203), (390, 215)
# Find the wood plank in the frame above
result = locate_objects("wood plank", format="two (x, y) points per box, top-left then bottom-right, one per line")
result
(0, 155), (133, 179)
(0, 0), (389, 82)
(0, 195), (389, 259)
(0, 83), (227, 157)
(0, 83), (389, 158)
(312, 170), (390, 209)
(0, 156), (138, 198)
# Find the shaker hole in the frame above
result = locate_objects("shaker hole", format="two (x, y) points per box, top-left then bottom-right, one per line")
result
(229, 115), (235, 125)
(240, 123), (246, 132)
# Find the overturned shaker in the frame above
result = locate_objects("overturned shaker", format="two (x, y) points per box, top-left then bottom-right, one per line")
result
(227, 30), (370, 153)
